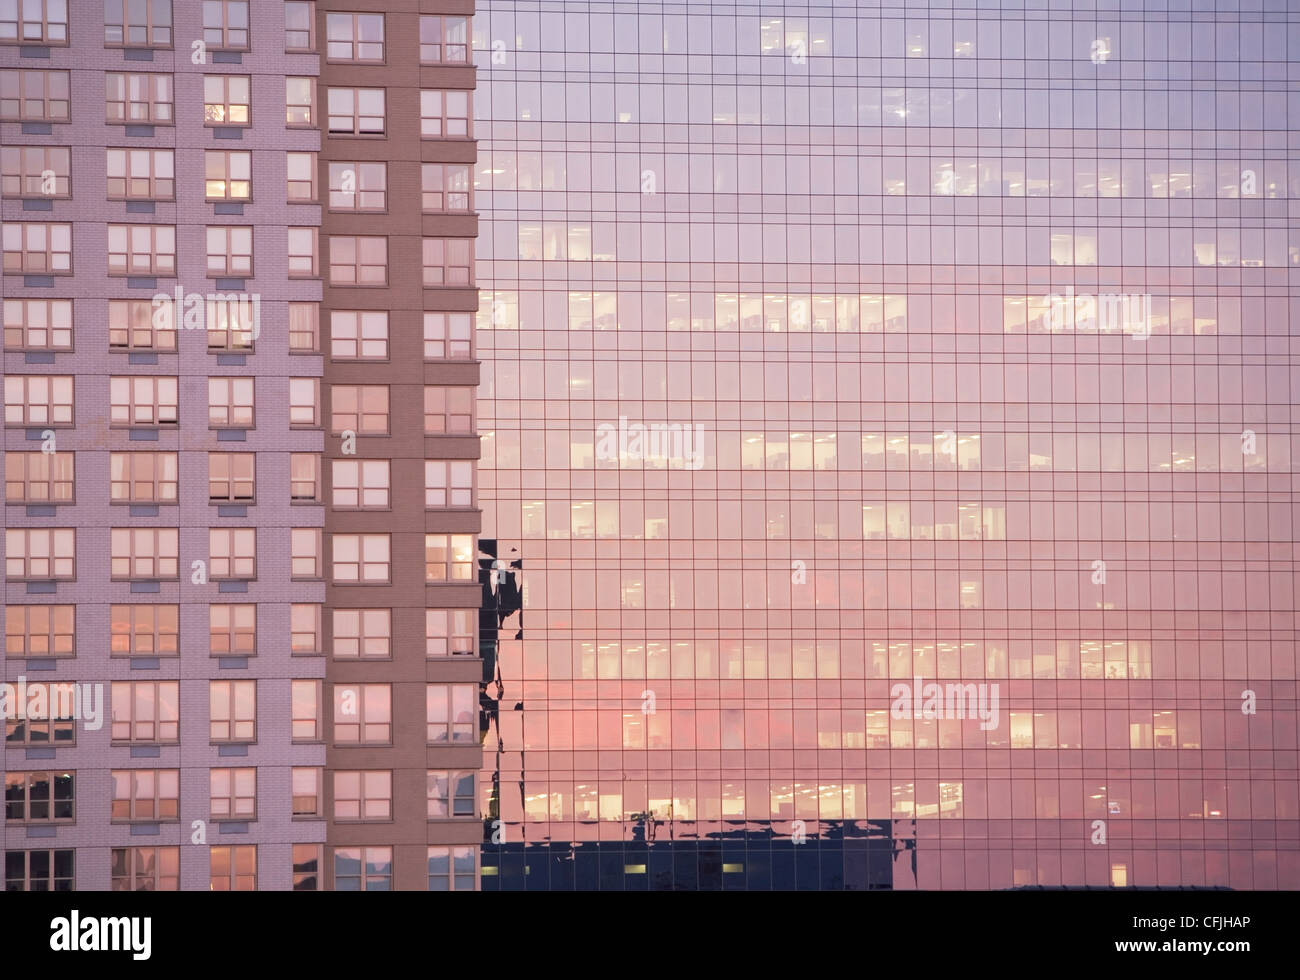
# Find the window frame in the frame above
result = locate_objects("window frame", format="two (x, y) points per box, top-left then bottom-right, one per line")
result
(418, 15), (470, 65)
(109, 603), (179, 659)
(325, 86), (385, 136)
(5, 604), (75, 660)
(208, 680), (257, 743)
(2, 221), (72, 275)
(324, 11), (384, 63)
(4, 527), (75, 580)
(208, 527), (257, 580)
(110, 769), (179, 822)
(0, 0), (69, 45)
(4, 374), (74, 426)
(419, 89), (472, 139)
(0, 145), (71, 199)
(111, 846), (180, 891)
(109, 681), (180, 744)
(5, 449), (73, 503)
(108, 450), (179, 504)
(201, 0), (250, 52)
(104, 71), (173, 125)
(109, 526), (180, 580)
(0, 68), (70, 122)
(3, 298), (73, 351)
(104, 0), (173, 48)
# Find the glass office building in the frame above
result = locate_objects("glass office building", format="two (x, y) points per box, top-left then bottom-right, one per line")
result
(472, 2), (1300, 889)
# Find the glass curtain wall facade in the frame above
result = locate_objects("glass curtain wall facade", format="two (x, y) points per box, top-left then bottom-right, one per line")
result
(472, 2), (1300, 889)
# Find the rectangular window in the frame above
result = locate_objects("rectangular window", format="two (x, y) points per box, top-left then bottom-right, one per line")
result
(209, 527), (256, 579)
(288, 302), (320, 351)
(286, 77), (312, 126)
(209, 845), (255, 890)
(209, 768), (256, 819)
(329, 311), (387, 359)
(425, 609), (476, 658)
(291, 679), (321, 741)
(5, 451), (73, 503)
(0, 146), (70, 198)
(110, 682), (179, 743)
(4, 684), (74, 744)
(203, 0), (248, 50)
(2, 222), (71, 274)
(284, 2), (315, 52)
(287, 151), (317, 202)
(333, 683), (391, 745)
(330, 384), (388, 434)
(427, 846), (475, 891)
(107, 148), (175, 200)
(419, 90), (471, 138)
(209, 603), (255, 657)
(110, 527), (179, 580)
(0, 69), (70, 122)
(208, 452), (254, 502)
(423, 312), (473, 359)
(422, 238), (473, 286)
(424, 534), (474, 581)
(111, 769), (178, 822)
(4, 528), (74, 580)
(0, 0), (67, 44)
(328, 235), (386, 285)
(109, 376), (178, 426)
(4, 772), (73, 823)
(291, 527), (322, 579)
(289, 377), (319, 427)
(426, 684), (476, 743)
(203, 75), (249, 126)
(327, 162), (386, 211)
(331, 533), (391, 583)
(5, 604), (74, 659)
(206, 226), (253, 277)
(204, 150), (251, 201)
(105, 72), (172, 124)
(3, 298), (72, 351)
(426, 771), (475, 818)
(4, 374), (73, 425)
(110, 604), (178, 658)
(109, 451), (178, 504)
(208, 377), (254, 428)
(421, 163), (472, 212)
(287, 227), (318, 277)
(105, 0), (172, 47)
(325, 12), (383, 61)
(425, 460), (474, 508)
(332, 609), (391, 660)
(331, 459), (389, 509)
(289, 452), (320, 501)
(423, 386), (474, 433)
(292, 844), (321, 890)
(209, 681), (256, 742)
(111, 847), (179, 891)
(290, 605), (321, 656)
(334, 846), (392, 891)
(291, 768), (321, 818)
(107, 224), (174, 276)
(326, 87), (384, 135)
(333, 771), (391, 821)
(5, 849), (74, 890)
(206, 298), (255, 351)
(419, 15), (469, 64)
(109, 299), (176, 350)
